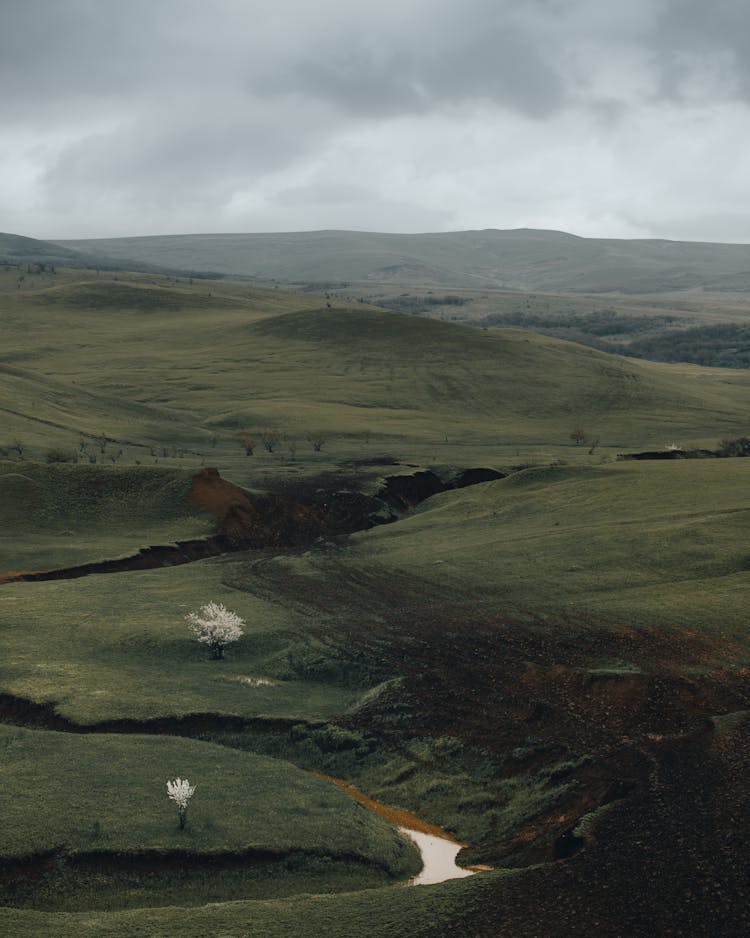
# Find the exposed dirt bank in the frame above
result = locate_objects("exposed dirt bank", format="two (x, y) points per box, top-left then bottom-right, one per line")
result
(188, 467), (332, 544)
(0, 536), (238, 584)
(0, 464), (504, 584)
(320, 774), (466, 841)
(320, 589), (750, 935)
(0, 692), (318, 736)
(378, 467), (504, 510)
(0, 845), (400, 910)
(0, 846), (287, 883)
(319, 774), (489, 885)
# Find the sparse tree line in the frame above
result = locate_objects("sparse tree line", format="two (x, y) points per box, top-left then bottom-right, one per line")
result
(4, 428), (750, 466)
(478, 312), (750, 371)
(0, 427), (331, 466)
(238, 429), (328, 457)
(480, 308), (676, 339)
(0, 260), (58, 288)
(568, 429), (750, 459)
(375, 293), (471, 314)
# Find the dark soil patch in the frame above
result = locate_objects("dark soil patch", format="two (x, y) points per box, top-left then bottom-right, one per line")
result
(246, 561), (750, 933)
(0, 692), (318, 736)
(0, 465), (505, 584)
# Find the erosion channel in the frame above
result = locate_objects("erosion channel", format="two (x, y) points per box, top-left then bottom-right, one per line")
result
(0, 464), (503, 913)
(2, 462), (749, 935)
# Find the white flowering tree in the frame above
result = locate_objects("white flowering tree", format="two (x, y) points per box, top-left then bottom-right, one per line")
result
(167, 777), (196, 830)
(185, 601), (245, 660)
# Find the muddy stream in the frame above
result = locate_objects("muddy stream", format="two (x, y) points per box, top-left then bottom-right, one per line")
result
(322, 776), (488, 886)
(0, 467), (498, 898)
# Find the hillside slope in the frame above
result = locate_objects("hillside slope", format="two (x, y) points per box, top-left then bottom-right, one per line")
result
(0, 231), (178, 275)
(54, 228), (750, 292)
(4, 274), (750, 460)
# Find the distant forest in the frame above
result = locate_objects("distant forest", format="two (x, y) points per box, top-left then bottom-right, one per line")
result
(477, 310), (750, 369)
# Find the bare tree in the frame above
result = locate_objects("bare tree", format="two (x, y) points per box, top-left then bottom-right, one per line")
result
(239, 433), (256, 456)
(261, 429), (281, 453)
(570, 428), (589, 446)
(306, 432), (327, 452)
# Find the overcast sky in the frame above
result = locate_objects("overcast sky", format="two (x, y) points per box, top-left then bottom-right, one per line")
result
(3, 0), (750, 241)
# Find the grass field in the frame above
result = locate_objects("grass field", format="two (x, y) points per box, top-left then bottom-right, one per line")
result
(2, 267), (750, 935)
(0, 560), (369, 723)
(342, 458), (750, 639)
(4, 266), (750, 466)
(0, 461), (212, 571)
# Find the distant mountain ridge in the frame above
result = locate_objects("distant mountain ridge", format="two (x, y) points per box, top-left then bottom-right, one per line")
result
(49, 228), (750, 293)
(0, 232), (186, 276)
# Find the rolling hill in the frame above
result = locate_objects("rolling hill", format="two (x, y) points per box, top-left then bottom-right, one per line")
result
(0, 231), (186, 276)
(53, 227), (750, 292)
(3, 265), (750, 936)
(3, 272), (750, 465)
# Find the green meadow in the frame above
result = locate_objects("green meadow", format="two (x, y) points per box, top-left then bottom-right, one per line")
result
(2, 266), (750, 935)
(343, 459), (750, 640)
(4, 265), (750, 462)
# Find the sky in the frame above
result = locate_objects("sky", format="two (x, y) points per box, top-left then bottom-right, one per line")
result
(3, 0), (750, 241)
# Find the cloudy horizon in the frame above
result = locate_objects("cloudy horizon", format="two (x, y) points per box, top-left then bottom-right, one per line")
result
(3, 0), (750, 243)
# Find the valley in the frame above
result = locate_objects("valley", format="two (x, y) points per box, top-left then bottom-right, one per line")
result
(0, 260), (749, 935)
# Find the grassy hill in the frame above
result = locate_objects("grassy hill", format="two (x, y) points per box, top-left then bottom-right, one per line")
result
(342, 459), (750, 638)
(3, 268), (750, 467)
(2, 265), (750, 935)
(54, 227), (750, 293)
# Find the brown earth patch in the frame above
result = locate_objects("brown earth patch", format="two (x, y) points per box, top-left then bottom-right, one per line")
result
(188, 467), (329, 546)
(246, 560), (750, 932)
(318, 773), (465, 843)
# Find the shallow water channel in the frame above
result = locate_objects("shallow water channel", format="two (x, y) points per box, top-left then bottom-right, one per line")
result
(397, 827), (476, 886)
(322, 775), (487, 886)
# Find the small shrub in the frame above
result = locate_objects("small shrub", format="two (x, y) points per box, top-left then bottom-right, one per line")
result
(717, 436), (750, 457)
(239, 433), (255, 456)
(45, 447), (76, 463)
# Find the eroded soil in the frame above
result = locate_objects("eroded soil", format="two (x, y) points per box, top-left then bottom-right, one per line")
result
(251, 559), (750, 936)
(2, 467), (749, 934)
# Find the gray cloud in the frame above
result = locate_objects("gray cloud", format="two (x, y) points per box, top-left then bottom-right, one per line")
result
(285, 4), (566, 119)
(2, 0), (750, 239)
(639, 0), (750, 105)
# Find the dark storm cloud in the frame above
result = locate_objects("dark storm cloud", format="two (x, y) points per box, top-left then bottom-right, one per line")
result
(285, 2), (566, 119)
(0, 1), (169, 121)
(646, 0), (750, 100)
